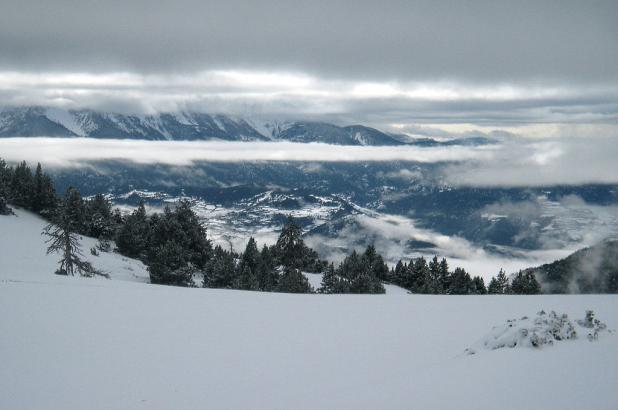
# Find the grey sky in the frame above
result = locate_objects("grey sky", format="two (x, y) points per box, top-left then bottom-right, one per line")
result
(0, 0), (617, 127)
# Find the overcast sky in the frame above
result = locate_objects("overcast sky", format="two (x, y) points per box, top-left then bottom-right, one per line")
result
(1, 0), (617, 131)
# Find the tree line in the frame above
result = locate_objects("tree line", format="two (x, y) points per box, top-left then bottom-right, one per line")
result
(0, 158), (540, 294)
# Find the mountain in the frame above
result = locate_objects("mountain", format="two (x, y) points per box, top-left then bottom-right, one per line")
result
(525, 239), (618, 293)
(0, 106), (495, 146)
(0, 106), (408, 145)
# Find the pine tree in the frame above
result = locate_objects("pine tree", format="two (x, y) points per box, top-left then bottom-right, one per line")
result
(86, 193), (114, 239)
(0, 158), (13, 199)
(511, 270), (541, 294)
(277, 266), (313, 293)
(10, 161), (34, 208)
(61, 187), (86, 233)
(319, 263), (346, 293)
(427, 256), (443, 294)
(32, 163), (57, 216)
(410, 257), (429, 293)
(116, 201), (149, 257)
(488, 269), (510, 294)
(439, 258), (450, 293)
(275, 216), (304, 269)
(237, 264), (259, 290)
(204, 245), (236, 288)
(42, 201), (93, 277)
(449, 267), (472, 295)
(148, 240), (193, 286)
(365, 245), (390, 282)
(470, 276), (487, 294)
(257, 245), (278, 291)
(392, 260), (408, 287)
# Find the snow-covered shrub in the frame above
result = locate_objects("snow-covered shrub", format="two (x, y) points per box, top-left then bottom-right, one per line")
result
(576, 310), (608, 341)
(466, 310), (611, 354)
(96, 239), (112, 253)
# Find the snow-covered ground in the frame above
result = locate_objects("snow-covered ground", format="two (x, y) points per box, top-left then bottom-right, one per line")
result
(1, 210), (617, 409)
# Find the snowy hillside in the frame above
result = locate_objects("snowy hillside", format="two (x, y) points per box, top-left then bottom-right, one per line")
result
(0, 209), (149, 283)
(1, 211), (617, 409)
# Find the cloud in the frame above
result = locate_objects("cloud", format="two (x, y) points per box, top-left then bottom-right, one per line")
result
(1, 70), (617, 128)
(1, 135), (617, 187)
(303, 211), (576, 281)
(0, 138), (495, 167)
(1, 1), (617, 86)
(442, 136), (618, 186)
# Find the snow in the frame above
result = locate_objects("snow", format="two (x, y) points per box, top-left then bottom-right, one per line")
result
(0, 209), (149, 283)
(44, 107), (85, 136)
(1, 210), (618, 410)
(302, 271), (324, 290)
(301, 271), (410, 294)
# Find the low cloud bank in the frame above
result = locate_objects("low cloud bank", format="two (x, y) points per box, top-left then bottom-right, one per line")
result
(0, 135), (617, 187)
(303, 212), (576, 281)
(0, 137), (493, 166)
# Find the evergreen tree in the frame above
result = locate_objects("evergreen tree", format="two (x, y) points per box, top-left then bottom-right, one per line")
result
(275, 216), (304, 268)
(410, 257), (430, 293)
(277, 266), (313, 293)
(32, 163), (57, 216)
(86, 193), (114, 239)
(319, 263), (349, 293)
(204, 245), (236, 288)
(148, 240), (194, 286)
(237, 264), (259, 290)
(257, 245), (278, 291)
(427, 256), (443, 294)
(61, 187), (86, 233)
(10, 161), (34, 208)
(392, 260), (409, 288)
(439, 258), (450, 293)
(511, 270), (541, 294)
(0, 158), (13, 200)
(487, 277), (500, 294)
(449, 267), (472, 295)
(42, 201), (92, 277)
(470, 276), (487, 294)
(170, 200), (212, 268)
(337, 250), (385, 294)
(364, 245), (390, 282)
(116, 201), (149, 258)
(488, 269), (510, 294)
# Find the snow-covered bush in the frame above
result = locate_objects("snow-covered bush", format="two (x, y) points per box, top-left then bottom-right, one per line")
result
(466, 310), (610, 354)
(577, 310), (608, 341)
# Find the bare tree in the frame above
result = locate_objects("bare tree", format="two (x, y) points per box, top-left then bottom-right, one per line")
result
(42, 216), (109, 278)
(42, 219), (90, 276)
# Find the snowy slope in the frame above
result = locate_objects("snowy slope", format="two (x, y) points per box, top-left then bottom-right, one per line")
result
(1, 211), (617, 410)
(0, 208), (149, 283)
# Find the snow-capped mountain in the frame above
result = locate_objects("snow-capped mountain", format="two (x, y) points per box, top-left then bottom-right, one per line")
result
(0, 106), (408, 145)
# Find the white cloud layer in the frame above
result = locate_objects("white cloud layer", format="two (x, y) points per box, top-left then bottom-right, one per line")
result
(0, 136), (616, 187)
(1, 69), (617, 127)
(0, 138), (494, 167)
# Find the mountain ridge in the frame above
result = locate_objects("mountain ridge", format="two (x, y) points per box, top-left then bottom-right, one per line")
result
(0, 106), (493, 146)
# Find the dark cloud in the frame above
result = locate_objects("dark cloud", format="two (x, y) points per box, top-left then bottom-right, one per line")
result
(1, 0), (617, 84)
